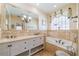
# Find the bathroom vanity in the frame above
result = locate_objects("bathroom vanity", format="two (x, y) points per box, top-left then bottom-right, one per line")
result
(0, 35), (45, 56)
(0, 4), (46, 56)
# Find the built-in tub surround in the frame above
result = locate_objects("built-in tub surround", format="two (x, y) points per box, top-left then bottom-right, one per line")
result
(46, 37), (77, 55)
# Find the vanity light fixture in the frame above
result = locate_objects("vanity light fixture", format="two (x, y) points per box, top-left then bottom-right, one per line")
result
(21, 15), (27, 20)
(23, 15), (27, 18)
(28, 16), (32, 20)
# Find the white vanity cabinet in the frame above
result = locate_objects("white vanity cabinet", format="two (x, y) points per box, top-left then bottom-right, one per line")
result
(0, 43), (10, 56)
(0, 36), (44, 56)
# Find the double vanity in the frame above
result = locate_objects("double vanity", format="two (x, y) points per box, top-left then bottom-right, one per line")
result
(0, 35), (45, 56)
(0, 4), (46, 56)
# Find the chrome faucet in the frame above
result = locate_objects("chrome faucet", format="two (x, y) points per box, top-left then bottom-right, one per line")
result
(58, 40), (62, 43)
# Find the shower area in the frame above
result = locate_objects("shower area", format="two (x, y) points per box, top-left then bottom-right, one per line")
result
(46, 3), (79, 56)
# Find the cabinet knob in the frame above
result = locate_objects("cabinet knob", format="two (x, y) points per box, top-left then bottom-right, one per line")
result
(24, 47), (26, 49)
(33, 40), (35, 41)
(25, 42), (26, 44)
(8, 45), (12, 47)
(40, 38), (42, 39)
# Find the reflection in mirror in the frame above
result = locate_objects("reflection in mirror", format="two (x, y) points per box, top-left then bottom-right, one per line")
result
(4, 4), (38, 31)
(0, 4), (9, 30)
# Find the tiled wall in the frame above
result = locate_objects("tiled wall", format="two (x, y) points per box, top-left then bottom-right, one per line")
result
(47, 30), (78, 42)
(1, 30), (47, 38)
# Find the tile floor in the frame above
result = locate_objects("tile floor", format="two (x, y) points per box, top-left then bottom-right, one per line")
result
(33, 49), (55, 56)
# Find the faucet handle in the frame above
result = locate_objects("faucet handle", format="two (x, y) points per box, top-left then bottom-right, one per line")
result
(59, 40), (61, 43)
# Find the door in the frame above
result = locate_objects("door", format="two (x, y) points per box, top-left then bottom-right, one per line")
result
(10, 40), (29, 56)
(0, 43), (10, 56)
(10, 41), (25, 56)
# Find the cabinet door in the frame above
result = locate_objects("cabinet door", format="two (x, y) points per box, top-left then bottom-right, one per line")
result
(10, 40), (29, 56)
(10, 40), (25, 56)
(0, 43), (10, 56)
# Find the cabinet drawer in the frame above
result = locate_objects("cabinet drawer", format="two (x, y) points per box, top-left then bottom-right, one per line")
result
(29, 37), (44, 48)
(36, 37), (44, 45)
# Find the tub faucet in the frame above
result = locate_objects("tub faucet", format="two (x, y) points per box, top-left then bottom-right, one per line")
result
(58, 40), (61, 43)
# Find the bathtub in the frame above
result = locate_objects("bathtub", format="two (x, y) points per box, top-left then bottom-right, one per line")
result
(46, 37), (77, 53)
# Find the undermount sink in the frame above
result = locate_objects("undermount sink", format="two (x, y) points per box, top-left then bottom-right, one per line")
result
(5, 35), (16, 39)
(55, 50), (70, 56)
(34, 33), (40, 35)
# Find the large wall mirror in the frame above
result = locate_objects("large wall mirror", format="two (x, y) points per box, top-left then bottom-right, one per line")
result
(0, 4), (38, 31)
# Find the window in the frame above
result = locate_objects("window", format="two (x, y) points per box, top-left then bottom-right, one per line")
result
(39, 16), (47, 30)
(51, 15), (70, 30)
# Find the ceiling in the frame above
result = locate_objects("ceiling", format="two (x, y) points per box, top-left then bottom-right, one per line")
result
(5, 3), (69, 18)
(25, 3), (68, 15)
(11, 3), (69, 15)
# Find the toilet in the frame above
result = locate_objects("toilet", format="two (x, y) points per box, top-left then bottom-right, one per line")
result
(55, 50), (70, 56)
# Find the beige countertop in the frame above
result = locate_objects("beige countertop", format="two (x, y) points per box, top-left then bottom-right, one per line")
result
(0, 35), (44, 44)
